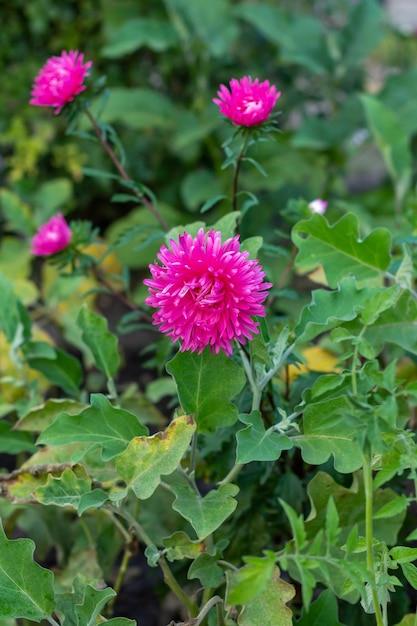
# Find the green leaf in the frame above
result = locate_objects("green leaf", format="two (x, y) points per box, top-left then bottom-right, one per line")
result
(115, 415), (196, 499)
(172, 483), (239, 539)
(294, 278), (384, 343)
(0, 521), (55, 620)
(89, 88), (177, 130)
(187, 552), (224, 587)
(234, 4), (330, 74)
(389, 546), (417, 564)
(296, 589), (346, 626)
(0, 273), (21, 343)
(211, 211), (241, 239)
(181, 169), (224, 213)
(236, 411), (292, 463)
(76, 305), (120, 379)
(162, 531), (206, 562)
(74, 585), (115, 626)
(15, 399), (86, 432)
(292, 213), (391, 288)
(361, 94), (412, 201)
(101, 18), (178, 57)
(400, 563), (417, 590)
(338, 0), (383, 69)
(33, 179), (73, 219)
(230, 566), (295, 626)
(227, 551), (276, 605)
(38, 393), (148, 460)
(166, 349), (245, 433)
(305, 472), (406, 546)
(27, 347), (83, 396)
(293, 397), (363, 474)
(35, 466), (92, 509)
(373, 495), (409, 519)
(0, 423), (35, 454)
(168, 0), (238, 57)
(344, 291), (417, 356)
(0, 189), (35, 236)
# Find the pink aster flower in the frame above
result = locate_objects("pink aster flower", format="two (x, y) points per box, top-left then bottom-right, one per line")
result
(144, 229), (272, 356)
(30, 50), (92, 115)
(213, 76), (280, 127)
(31, 213), (72, 256)
(308, 199), (328, 215)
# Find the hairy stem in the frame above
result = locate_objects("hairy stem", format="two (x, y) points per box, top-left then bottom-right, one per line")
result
(85, 109), (169, 231)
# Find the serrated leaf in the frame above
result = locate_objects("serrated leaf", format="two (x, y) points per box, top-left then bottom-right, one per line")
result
(0, 521), (55, 620)
(76, 305), (120, 379)
(236, 411), (292, 463)
(294, 397), (363, 473)
(294, 278), (386, 343)
(166, 349), (245, 433)
(35, 466), (92, 509)
(37, 393), (148, 460)
(292, 213), (391, 288)
(345, 291), (417, 356)
(389, 546), (417, 564)
(172, 483), (239, 539)
(115, 415), (196, 499)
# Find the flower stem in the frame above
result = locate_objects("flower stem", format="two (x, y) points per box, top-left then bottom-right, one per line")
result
(363, 448), (384, 626)
(232, 132), (250, 213)
(84, 109), (169, 231)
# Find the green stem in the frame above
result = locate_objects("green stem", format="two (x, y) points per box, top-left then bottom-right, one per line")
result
(363, 449), (384, 626)
(110, 507), (198, 617)
(232, 133), (250, 213)
(218, 462), (244, 487)
(46, 616), (61, 626)
(106, 546), (131, 617)
(194, 596), (224, 626)
(84, 109), (169, 231)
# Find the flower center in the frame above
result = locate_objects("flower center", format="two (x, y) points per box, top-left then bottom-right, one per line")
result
(242, 98), (263, 114)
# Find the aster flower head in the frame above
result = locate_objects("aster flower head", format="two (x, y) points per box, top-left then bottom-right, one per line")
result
(30, 50), (92, 115)
(213, 76), (280, 127)
(144, 228), (272, 356)
(31, 213), (72, 256)
(308, 199), (328, 215)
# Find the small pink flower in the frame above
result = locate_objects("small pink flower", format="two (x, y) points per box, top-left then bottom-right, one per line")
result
(30, 50), (92, 115)
(308, 199), (328, 215)
(144, 229), (272, 355)
(213, 76), (280, 127)
(31, 213), (72, 256)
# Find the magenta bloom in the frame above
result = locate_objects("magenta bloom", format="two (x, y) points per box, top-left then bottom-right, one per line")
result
(31, 213), (72, 256)
(213, 76), (280, 127)
(308, 199), (328, 215)
(144, 229), (272, 356)
(30, 50), (92, 115)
